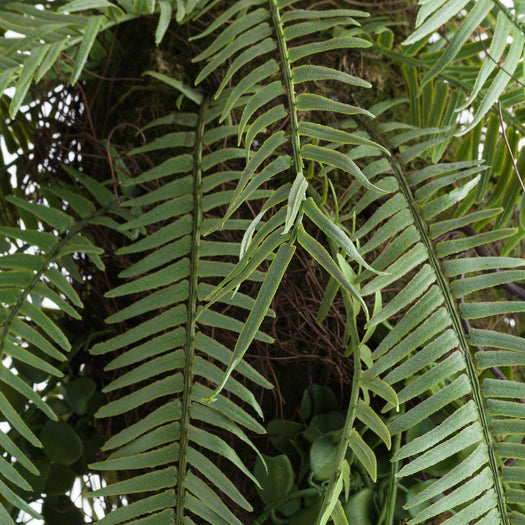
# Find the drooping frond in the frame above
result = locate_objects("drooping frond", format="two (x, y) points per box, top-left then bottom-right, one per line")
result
(340, 117), (525, 523)
(88, 89), (275, 525)
(189, 0), (391, 400)
(314, 268), (398, 523)
(0, 177), (111, 523)
(3, 0), (525, 521)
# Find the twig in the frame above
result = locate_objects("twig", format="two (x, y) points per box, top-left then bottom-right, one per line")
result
(477, 30), (525, 90)
(61, 52), (145, 82)
(106, 122), (146, 202)
(497, 100), (525, 195)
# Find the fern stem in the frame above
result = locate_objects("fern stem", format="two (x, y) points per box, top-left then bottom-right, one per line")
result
(316, 318), (361, 525)
(378, 418), (402, 525)
(360, 121), (509, 524)
(268, 0), (302, 177)
(393, 160), (508, 525)
(175, 96), (207, 524)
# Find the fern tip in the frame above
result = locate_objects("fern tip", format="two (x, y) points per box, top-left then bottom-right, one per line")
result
(201, 394), (217, 404)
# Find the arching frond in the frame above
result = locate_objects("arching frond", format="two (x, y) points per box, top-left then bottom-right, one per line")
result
(342, 118), (525, 523)
(0, 178), (112, 523)
(89, 90), (274, 525)
(190, 1), (388, 402)
(0, 0), (208, 117)
(2, 0), (524, 522)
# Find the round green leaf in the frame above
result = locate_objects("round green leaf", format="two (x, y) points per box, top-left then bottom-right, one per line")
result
(300, 384), (339, 420)
(377, 28), (394, 50)
(40, 420), (83, 466)
(85, 391), (106, 416)
(62, 378), (97, 415)
(267, 419), (304, 454)
(310, 431), (339, 481)
(46, 396), (71, 417)
(289, 499), (323, 525)
(310, 411), (345, 434)
(302, 426), (323, 445)
(343, 487), (374, 525)
(280, 484), (302, 517)
(72, 430), (104, 475)
(44, 464), (76, 495)
(254, 454), (295, 504)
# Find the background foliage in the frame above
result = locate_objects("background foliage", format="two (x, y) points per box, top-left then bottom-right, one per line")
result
(0, 0), (524, 523)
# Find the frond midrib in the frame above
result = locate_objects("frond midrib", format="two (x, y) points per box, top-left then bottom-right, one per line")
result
(176, 97), (208, 524)
(269, 0), (301, 176)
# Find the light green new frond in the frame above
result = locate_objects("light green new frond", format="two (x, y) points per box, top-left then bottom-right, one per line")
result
(460, 24), (525, 136)
(402, 0), (525, 139)
(404, 0), (472, 47)
(189, 8), (388, 417)
(419, 0), (492, 90)
(458, 11), (510, 111)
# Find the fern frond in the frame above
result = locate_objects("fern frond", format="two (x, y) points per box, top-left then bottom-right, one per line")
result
(0, 181), (111, 523)
(402, 0), (525, 137)
(192, 0), (377, 217)
(343, 119), (525, 523)
(0, 0), (209, 117)
(316, 277), (396, 524)
(90, 91), (274, 524)
(190, 4), (389, 411)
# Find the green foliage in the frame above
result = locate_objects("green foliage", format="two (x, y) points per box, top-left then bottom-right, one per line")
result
(0, 0), (524, 523)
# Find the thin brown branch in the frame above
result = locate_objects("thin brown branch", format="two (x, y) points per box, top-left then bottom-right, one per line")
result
(497, 100), (525, 195)
(477, 30), (525, 90)
(106, 123), (147, 202)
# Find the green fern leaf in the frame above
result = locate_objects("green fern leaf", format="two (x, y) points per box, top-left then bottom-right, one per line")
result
(344, 118), (525, 523)
(91, 93), (273, 524)
(0, 180), (111, 519)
